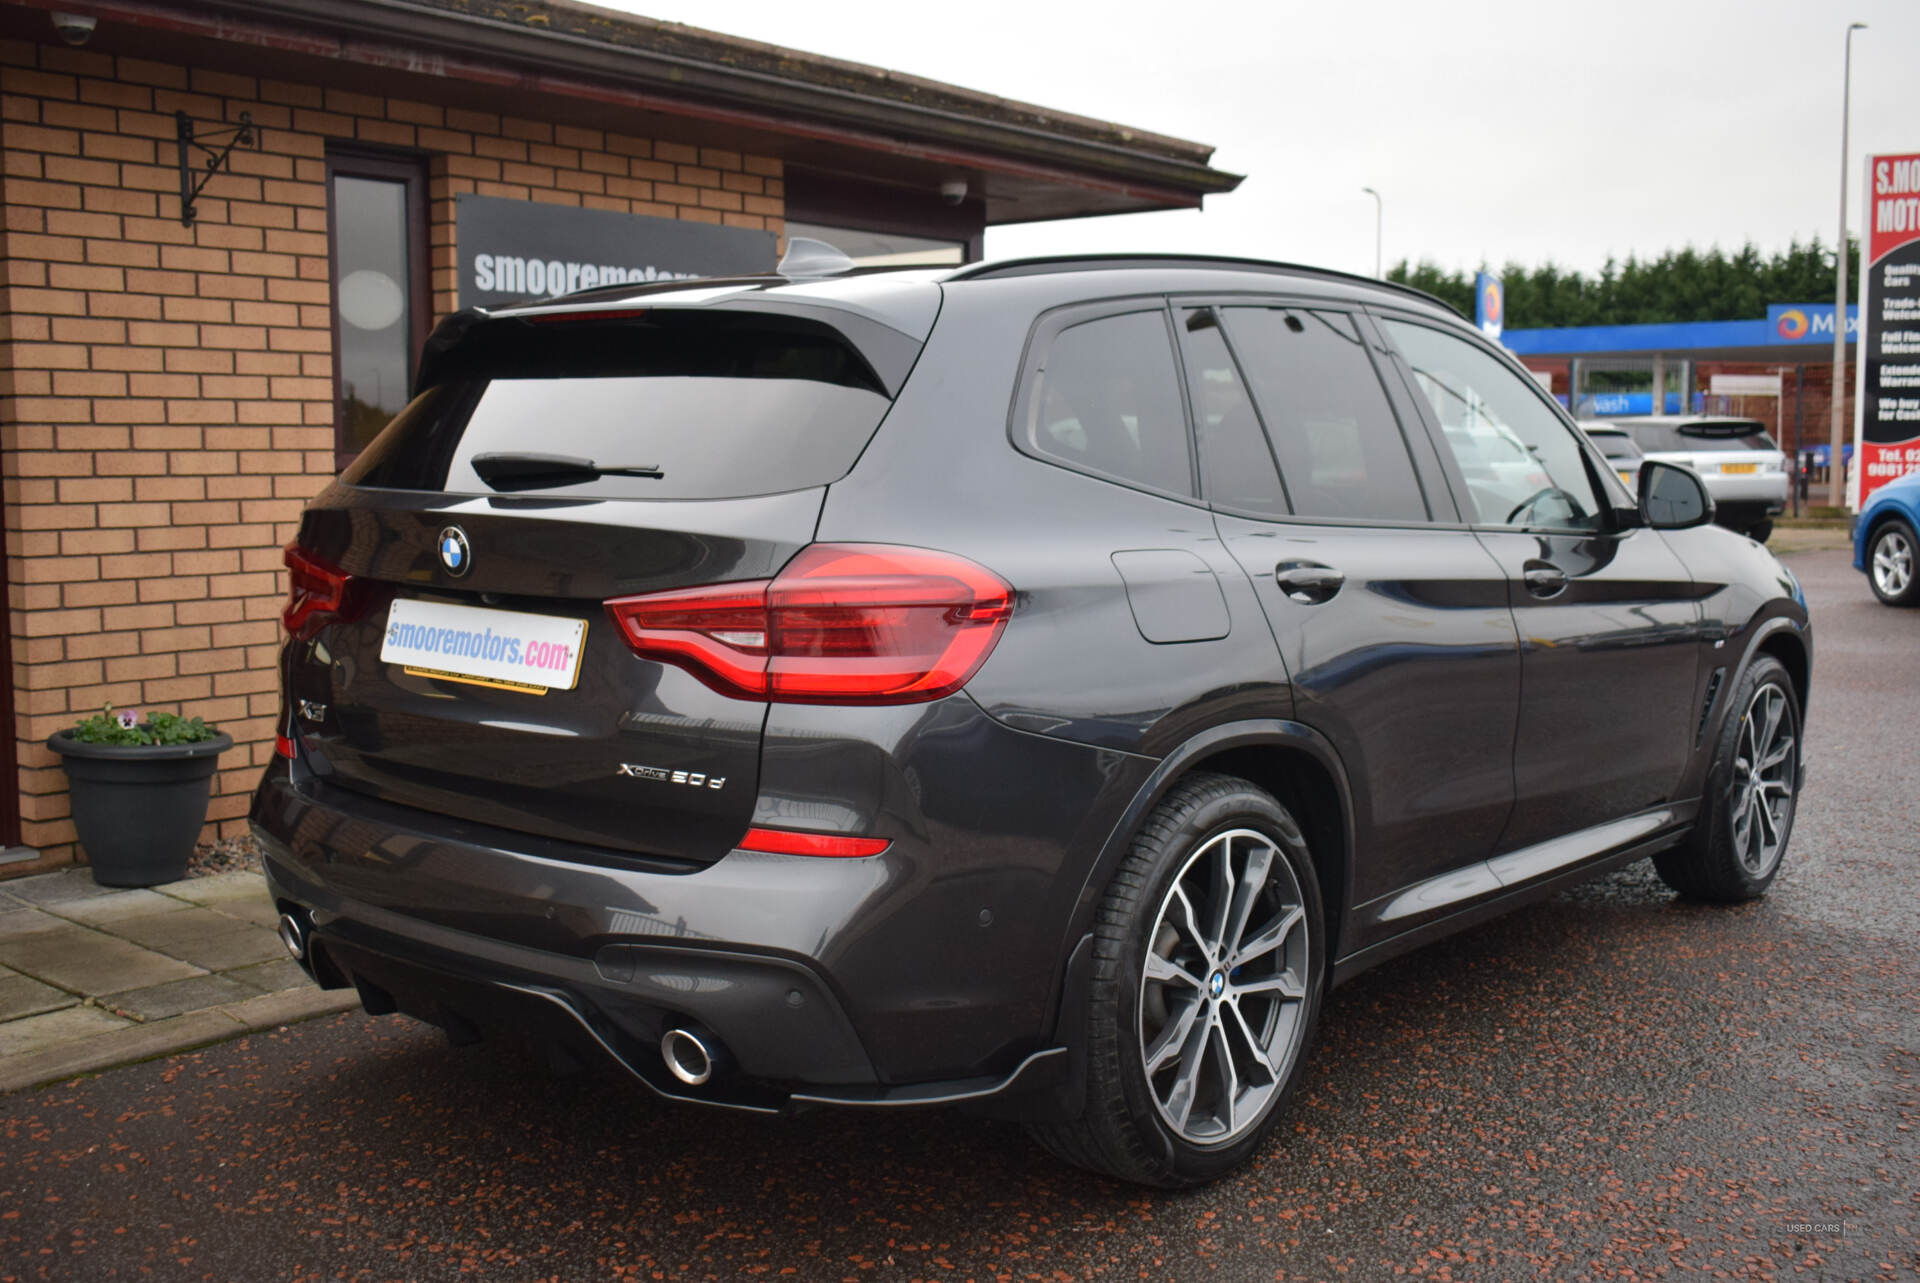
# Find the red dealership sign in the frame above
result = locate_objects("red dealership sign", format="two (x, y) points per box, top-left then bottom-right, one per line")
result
(1855, 152), (1920, 507)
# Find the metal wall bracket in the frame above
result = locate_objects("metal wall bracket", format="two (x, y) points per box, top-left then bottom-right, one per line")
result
(174, 110), (257, 227)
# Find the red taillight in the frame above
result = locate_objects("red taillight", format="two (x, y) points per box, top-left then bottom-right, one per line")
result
(282, 543), (360, 639)
(274, 733), (296, 759)
(604, 543), (1013, 705)
(737, 827), (890, 858)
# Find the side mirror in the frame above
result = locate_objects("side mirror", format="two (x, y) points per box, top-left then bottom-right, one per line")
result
(1639, 460), (1715, 530)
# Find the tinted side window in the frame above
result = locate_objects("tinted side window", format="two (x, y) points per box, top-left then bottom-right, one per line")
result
(1024, 310), (1194, 497)
(1178, 308), (1287, 516)
(1381, 318), (1604, 531)
(1220, 307), (1428, 522)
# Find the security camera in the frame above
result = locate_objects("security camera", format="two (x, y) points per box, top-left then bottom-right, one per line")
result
(51, 13), (97, 45)
(939, 179), (968, 206)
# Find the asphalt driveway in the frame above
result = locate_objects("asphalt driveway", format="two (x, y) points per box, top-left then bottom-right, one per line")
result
(0, 547), (1912, 1282)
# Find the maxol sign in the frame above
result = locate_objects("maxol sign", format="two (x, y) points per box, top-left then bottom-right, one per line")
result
(1767, 303), (1858, 342)
(1853, 151), (1920, 507)
(1476, 272), (1503, 339)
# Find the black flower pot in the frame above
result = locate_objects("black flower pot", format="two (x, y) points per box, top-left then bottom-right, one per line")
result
(47, 730), (233, 887)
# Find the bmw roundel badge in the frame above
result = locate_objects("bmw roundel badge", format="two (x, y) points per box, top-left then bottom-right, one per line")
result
(438, 525), (472, 577)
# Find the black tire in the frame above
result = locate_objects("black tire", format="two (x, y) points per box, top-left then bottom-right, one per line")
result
(1028, 772), (1325, 1187)
(1746, 519), (1773, 543)
(1866, 518), (1920, 606)
(1654, 655), (1800, 901)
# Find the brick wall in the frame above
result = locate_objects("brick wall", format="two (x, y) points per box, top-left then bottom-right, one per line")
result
(0, 37), (784, 876)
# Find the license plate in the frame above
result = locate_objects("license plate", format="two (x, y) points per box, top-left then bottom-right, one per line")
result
(1720, 463), (1759, 475)
(381, 598), (587, 694)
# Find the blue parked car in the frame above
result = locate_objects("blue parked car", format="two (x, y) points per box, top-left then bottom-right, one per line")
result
(1856, 471), (1920, 605)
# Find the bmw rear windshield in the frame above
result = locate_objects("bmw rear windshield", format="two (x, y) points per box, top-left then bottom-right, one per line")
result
(1626, 420), (1777, 454)
(342, 310), (897, 500)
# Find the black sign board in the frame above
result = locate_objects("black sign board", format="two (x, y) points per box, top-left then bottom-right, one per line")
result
(455, 194), (777, 309)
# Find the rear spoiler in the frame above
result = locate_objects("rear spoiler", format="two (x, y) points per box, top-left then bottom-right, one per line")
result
(1678, 421), (1769, 438)
(415, 297), (928, 399)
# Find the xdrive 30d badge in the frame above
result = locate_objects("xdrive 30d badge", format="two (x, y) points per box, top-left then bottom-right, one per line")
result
(255, 254), (1812, 1186)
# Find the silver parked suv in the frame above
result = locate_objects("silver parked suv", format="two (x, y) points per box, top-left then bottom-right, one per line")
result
(1587, 416), (1789, 541)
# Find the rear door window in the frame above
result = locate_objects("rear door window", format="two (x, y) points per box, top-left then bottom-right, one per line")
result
(1219, 306), (1429, 522)
(1019, 308), (1195, 497)
(1177, 307), (1288, 516)
(343, 313), (895, 500)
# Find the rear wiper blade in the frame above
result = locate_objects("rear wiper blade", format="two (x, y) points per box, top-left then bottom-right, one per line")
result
(470, 452), (664, 492)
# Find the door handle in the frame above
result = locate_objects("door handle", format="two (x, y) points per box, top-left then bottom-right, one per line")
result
(1274, 561), (1345, 604)
(1522, 562), (1569, 598)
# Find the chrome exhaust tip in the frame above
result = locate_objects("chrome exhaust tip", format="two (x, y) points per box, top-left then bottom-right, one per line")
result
(276, 912), (307, 962)
(661, 1026), (716, 1086)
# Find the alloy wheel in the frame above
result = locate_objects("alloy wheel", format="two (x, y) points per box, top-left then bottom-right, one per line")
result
(1729, 683), (1797, 878)
(1138, 827), (1310, 1146)
(1872, 529), (1913, 599)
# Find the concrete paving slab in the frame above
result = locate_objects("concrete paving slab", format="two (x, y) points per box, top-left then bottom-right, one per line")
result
(209, 898), (281, 931)
(0, 1009), (241, 1094)
(47, 889), (189, 926)
(0, 972), (76, 1021)
(154, 871), (270, 907)
(0, 868), (362, 1096)
(0, 997), (361, 1095)
(107, 974), (259, 1022)
(109, 906), (238, 951)
(0, 1003), (129, 1057)
(4, 868), (118, 907)
(0, 906), (67, 942)
(225, 958), (308, 994)
(160, 928), (285, 972)
(0, 925), (203, 995)
(111, 909), (283, 971)
(223, 986), (360, 1032)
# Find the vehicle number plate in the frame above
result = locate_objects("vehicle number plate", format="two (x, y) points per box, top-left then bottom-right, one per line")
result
(1720, 463), (1759, 474)
(380, 598), (587, 694)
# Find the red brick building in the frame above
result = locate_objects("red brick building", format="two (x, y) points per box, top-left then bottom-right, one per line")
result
(0, 0), (1240, 877)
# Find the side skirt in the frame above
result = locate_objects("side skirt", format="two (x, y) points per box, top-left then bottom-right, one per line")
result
(1330, 802), (1698, 989)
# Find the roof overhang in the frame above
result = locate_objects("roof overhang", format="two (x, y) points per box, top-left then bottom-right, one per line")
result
(1, 0), (1242, 224)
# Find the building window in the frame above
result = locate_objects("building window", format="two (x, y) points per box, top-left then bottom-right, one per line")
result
(327, 151), (429, 467)
(784, 220), (963, 267)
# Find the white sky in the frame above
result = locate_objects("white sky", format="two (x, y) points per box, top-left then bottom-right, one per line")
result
(593, 0), (1917, 280)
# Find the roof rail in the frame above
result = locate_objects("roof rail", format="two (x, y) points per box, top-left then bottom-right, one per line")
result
(946, 253), (1463, 317)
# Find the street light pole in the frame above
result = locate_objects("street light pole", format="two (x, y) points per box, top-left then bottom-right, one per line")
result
(1828, 21), (1867, 509)
(1361, 187), (1382, 278)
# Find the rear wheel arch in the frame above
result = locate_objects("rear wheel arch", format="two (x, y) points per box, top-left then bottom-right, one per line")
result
(1065, 721), (1355, 990)
(1183, 743), (1351, 967)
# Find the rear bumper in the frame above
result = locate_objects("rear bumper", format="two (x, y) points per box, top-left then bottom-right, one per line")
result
(263, 887), (1064, 1112)
(249, 696), (1143, 1109)
(1709, 492), (1787, 531)
(1704, 473), (1789, 510)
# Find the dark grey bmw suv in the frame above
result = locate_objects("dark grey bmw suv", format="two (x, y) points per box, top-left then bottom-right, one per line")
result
(253, 255), (1811, 1187)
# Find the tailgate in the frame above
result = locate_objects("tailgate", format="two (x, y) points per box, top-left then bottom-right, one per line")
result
(287, 494), (820, 863)
(278, 301), (921, 864)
